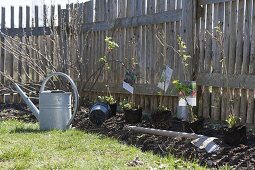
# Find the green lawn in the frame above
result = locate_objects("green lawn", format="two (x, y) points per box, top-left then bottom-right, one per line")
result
(0, 120), (206, 169)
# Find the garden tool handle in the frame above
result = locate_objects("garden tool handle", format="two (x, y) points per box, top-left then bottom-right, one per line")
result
(40, 72), (79, 127)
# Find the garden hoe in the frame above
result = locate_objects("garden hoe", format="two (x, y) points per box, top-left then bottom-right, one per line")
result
(124, 126), (220, 153)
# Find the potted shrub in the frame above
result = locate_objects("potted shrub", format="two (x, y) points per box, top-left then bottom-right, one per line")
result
(151, 105), (172, 130)
(223, 114), (247, 146)
(120, 99), (142, 124)
(98, 95), (117, 116)
(173, 80), (203, 133)
(208, 25), (247, 146)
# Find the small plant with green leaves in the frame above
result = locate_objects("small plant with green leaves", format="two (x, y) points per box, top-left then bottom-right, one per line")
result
(97, 95), (116, 105)
(172, 80), (197, 121)
(156, 105), (170, 112)
(177, 36), (191, 80)
(226, 114), (241, 129)
(120, 99), (140, 110)
(99, 36), (119, 71)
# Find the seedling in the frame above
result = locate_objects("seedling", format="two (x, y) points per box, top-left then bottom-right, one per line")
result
(156, 105), (170, 112)
(120, 99), (140, 110)
(97, 95), (116, 105)
(226, 114), (241, 129)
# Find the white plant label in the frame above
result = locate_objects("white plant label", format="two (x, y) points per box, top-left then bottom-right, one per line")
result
(187, 97), (196, 106)
(178, 97), (196, 106)
(123, 81), (134, 94)
(157, 65), (173, 92)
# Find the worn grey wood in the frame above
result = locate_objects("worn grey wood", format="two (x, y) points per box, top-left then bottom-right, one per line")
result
(0, 7), (5, 84)
(202, 4), (212, 119)
(198, 0), (235, 5)
(182, 0), (194, 80)
(228, 1), (237, 75)
(211, 3), (221, 121)
(233, 0), (244, 118)
(240, 0), (252, 123)
(247, 0), (255, 124)
(83, 9), (182, 31)
(81, 82), (179, 96)
(221, 2), (230, 121)
(197, 73), (255, 89)
(9, 6), (15, 79)
(18, 6), (23, 82)
(25, 6), (31, 82)
(34, 5), (40, 82)
(0, 27), (53, 37)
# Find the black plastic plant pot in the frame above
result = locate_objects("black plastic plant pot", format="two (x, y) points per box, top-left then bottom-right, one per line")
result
(223, 125), (247, 146)
(182, 118), (204, 133)
(124, 108), (142, 124)
(89, 102), (111, 125)
(151, 110), (172, 129)
(109, 103), (117, 117)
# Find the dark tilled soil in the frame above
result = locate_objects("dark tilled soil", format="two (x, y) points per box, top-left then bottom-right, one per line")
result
(1, 104), (255, 169)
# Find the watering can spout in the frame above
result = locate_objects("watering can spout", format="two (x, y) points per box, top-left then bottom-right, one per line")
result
(14, 83), (39, 119)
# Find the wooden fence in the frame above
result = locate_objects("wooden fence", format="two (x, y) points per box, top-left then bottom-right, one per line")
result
(1, 0), (255, 124)
(196, 0), (255, 124)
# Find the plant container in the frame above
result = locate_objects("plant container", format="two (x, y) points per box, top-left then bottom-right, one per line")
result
(151, 110), (172, 129)
(89, 102), (111, 125)
(109, 103), (117, 117)
(182, 118), (204, 133)
(124, 108), (142, 124)
(223, 125), (247, 146)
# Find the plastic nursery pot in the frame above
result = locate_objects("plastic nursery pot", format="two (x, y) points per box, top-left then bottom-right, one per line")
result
(89, 102), (111, 125)
(151, 110), (172, 130)
(109, 103), (117, 117)
(124, 108), (142, 124)
(223, 125), (247, 146)
(181, 118), (204, 133)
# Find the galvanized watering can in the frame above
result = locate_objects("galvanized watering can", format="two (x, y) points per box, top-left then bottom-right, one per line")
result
(14, 72), (79, 130)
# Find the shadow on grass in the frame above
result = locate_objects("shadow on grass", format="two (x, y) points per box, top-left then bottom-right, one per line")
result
(10, 128), (43, 134)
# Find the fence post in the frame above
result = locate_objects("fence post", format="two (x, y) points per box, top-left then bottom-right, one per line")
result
(182, 0), (196, 80)
(0, 7), (5, 103)
(60, 8), (69, 75)
(0, 7), (5, 84)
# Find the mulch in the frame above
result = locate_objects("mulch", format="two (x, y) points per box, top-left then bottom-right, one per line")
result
(1, 103), (255, 169)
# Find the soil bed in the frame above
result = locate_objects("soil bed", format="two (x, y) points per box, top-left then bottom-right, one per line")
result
(1, 104), (255, 169)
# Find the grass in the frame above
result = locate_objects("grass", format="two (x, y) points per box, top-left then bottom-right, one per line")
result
(0, 119), (206, 170)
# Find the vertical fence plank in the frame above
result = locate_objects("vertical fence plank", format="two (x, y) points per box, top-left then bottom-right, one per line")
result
(240, 0), (251, 123)
(247, 0), (255, 124)
(83, 1), (93, 84)
(202, 4), (212, 118)
(182, 0), (194, 80)
(117, 0), (126, 84)
(221, 1), (230, 121)
(175, 0), (183, 81)
(166, 0), (175, 72)
(211, 3), (221, 120)
(34, 5), (40, 82)
(109, 0), (118, 85)
(197, 5), (206, 117)
(0, 7), (5, 85)
(233, 0), (244, 118)
(18, 6), (23, 82)
(10, 7), (15, 80)
(25, 6), (30, 82)
(0, 7), (5, 103)
(228, 1), (237, 118)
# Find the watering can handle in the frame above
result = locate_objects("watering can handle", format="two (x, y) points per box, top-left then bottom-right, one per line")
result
(40, 72), (79, 127)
